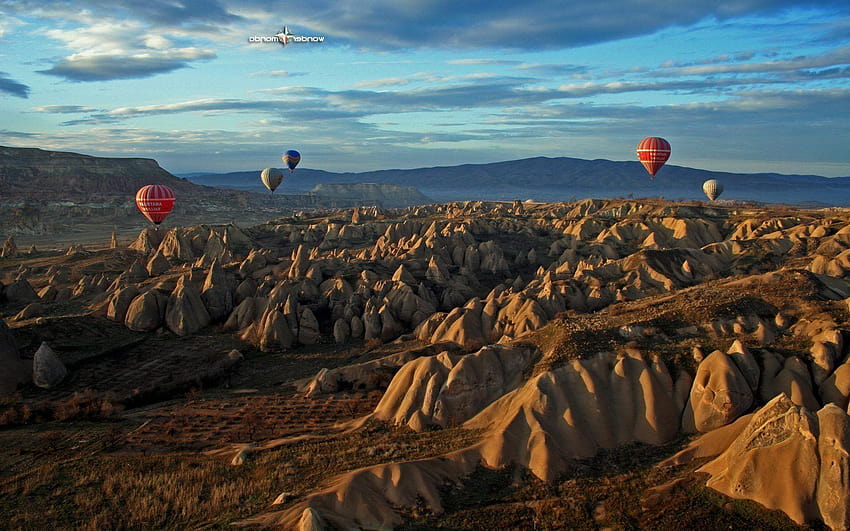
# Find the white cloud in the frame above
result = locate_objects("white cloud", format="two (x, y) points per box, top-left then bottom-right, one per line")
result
(39, 47), (216, 81)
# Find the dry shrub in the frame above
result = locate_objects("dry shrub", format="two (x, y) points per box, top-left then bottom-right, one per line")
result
(0, 393), (31, 427)
(0, 407), (19, 426)
(184, 386), (203, 401)
(52, 390), (123, 421)
(241, 406), (265, 442)
(0, 403), (32, 426)
(365, 337), (383, 349)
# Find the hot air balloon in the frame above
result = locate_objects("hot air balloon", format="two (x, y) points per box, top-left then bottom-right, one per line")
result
(636, 137), (671, 179)
(703, 179), (723, 201)
(282, 150), (300, 172)
(260, 167), (284, 193)
(135, 184), (175, 226)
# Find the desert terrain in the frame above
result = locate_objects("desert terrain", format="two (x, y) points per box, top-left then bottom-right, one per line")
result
(3, 198), (850, 530)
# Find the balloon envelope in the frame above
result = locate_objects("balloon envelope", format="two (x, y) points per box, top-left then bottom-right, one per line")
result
(260, 167), (284, 192)
(703, 179), (724, 201)
(135, 185), (175, 225)
(282, 150), (301, 172)
(636, 137), (671, 178)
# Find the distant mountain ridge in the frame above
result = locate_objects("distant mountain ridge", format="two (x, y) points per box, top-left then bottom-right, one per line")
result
(0, 146), (201, 198)
(185, 157), (850, 205)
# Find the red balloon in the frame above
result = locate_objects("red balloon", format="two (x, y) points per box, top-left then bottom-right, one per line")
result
(636, 137), (671, 179)
(135, 185), (175, 225)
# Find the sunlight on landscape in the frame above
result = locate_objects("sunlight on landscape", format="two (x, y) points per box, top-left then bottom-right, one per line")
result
(1, 1), (849, 529)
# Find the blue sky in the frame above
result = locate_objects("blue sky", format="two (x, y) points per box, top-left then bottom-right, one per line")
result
(0, 0), (849, 176)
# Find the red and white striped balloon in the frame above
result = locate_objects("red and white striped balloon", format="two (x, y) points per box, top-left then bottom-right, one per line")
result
(636, 137), (671, 179)
(135, 185), (175, 225)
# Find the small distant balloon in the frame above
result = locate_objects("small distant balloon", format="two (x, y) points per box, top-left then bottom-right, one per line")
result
(282, 150), (301, 172)
(260, 167), (284, 193)
(135, 185), (175, 225)
(636, 137), (671, 179)
(703, 179), (724, 201)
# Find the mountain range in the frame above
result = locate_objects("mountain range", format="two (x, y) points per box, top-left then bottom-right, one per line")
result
(184, 157), (850, 206)
(2, 145), (849, 207)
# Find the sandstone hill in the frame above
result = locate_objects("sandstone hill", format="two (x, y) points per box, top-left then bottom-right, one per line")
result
(0, 145), (198, 198)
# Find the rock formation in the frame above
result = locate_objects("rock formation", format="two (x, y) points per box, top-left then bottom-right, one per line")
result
(11, 198), (850, 530)
(165, 276), (211, 336)
(32, 342), (67, 389)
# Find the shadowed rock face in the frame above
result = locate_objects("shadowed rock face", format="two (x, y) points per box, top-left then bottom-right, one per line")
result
(107, 286), (139, 323)
(4, 279), (38, 303)
(165, 276), (211, 336)
(0, 319), (27, 395)
(201, 259), (233, 322)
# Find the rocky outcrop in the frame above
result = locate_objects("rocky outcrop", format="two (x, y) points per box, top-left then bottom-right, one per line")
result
(129, 228), (164, 254)
(32, 342), (67, 389)
(246, 304), (296, 352)
(373, 345), (537, 431)
(124, 290), (167, 332)
(4, 279), (38, 302)
(682, 350), (754, 433)
(14, 302), (45, 321)
(158, 228), (195, 262)
(146, 249), (171, 276)
(107, 286), (139, 323)
(165, 276), (211, 336)
(201, 259), (233, 322)
(466, 350), (681, 481)
(301, 344), (460, 396)
(298, 308), (320, 345)
(678, 395), (846, 528)
(699, 395), (819, 523)
(817, 404), (850, 531)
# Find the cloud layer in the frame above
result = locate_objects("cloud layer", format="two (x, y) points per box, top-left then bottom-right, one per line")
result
(2, 0), (849, 177)
(39, 49), (216, 81)
(0, 72), (29, 98)
(287, 0), (850, 49)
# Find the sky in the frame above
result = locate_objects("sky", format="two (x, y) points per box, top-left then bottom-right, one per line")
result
(0, 1), (849, 177)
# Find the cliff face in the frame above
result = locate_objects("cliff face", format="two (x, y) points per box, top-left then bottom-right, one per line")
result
(0, 146), (314, 238)
(310, 182), (433, 207)
(0, 146), (197, 197)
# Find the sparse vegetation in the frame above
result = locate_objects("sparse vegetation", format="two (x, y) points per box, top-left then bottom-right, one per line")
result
(1, 419), (479, 530)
